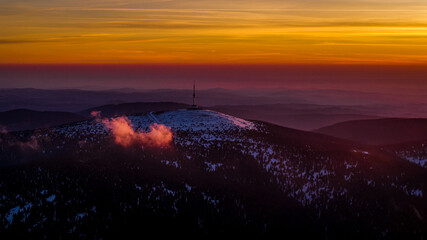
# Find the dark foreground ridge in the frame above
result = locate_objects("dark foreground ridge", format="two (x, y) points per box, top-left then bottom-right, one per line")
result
(0, 109), (426, 239)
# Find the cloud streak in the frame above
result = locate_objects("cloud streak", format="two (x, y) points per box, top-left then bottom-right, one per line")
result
(1, 0), (427, 64)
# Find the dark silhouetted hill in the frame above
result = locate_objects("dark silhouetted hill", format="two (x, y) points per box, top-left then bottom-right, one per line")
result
(0, 109), (86, 131)
(315, 118), (427, 145)
(210, 104), (380, 130)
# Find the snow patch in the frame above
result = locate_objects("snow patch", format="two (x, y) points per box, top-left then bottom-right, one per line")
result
(411, 189), (423, 197)
(153, 109), (256, 132)
(404, 156), (427, 168)
(353, 149), (369, 155)
(205, 162), (223, 172)
(46, 194), (56, 202)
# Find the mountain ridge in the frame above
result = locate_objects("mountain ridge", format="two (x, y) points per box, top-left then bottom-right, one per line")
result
(0, 109), (426, 238)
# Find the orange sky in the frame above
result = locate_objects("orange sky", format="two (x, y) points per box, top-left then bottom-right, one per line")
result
(1, 0), (427, 64)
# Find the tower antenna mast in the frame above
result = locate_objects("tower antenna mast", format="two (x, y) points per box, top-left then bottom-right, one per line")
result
(190, 80), (198, 110)
(193, 80), (196, 106)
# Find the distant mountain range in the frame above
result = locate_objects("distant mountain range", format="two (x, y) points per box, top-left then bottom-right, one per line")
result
(1, 88), (426, 118)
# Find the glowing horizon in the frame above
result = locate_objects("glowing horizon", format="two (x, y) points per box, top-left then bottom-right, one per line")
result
(1, 0), (427, 65)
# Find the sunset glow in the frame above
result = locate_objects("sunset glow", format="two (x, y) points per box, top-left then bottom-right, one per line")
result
(2, 1), (427, 238)
(1, 0), (427, 65)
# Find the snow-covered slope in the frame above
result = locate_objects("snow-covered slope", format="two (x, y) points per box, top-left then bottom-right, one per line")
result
(151, 109), (256, 131)
(54, 109), (256, 136)
(47, 109), (424, 207)
(52, 109), (259, 149)
(130, 109), (256, 133)
(383, 140), (427, 168)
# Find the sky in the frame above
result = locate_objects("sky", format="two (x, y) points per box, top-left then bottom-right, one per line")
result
(1, 0), (427, 65)
(0, 0), (427, 93)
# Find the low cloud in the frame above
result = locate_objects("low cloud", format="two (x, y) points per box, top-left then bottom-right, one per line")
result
(90, 110), (102, 119)
(0, 127), (48, 152)
(14, 137), (39, 150)
(101, 115), (173, 148)
(2, 136), (40, 151)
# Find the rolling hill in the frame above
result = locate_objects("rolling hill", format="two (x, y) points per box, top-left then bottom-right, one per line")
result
(315, 118), (427, 145)
(0, 109), (86, 132)
(210, 104), (380, 130)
